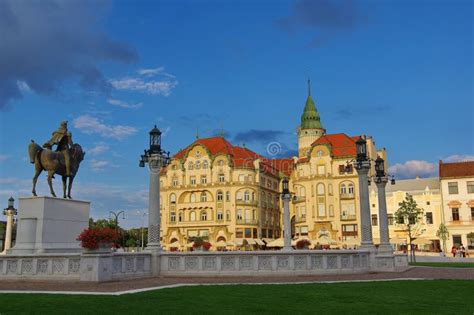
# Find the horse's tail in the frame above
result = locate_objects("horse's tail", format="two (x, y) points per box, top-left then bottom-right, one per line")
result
(28, 140), (42, 164)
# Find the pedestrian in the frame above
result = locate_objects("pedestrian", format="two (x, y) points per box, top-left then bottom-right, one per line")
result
(460, 244), (466, 258)
(451, 246), (457, 258)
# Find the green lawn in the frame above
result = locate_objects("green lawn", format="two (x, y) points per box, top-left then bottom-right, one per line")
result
(0, 280), (473, 314)
(410, 262), (474, 268)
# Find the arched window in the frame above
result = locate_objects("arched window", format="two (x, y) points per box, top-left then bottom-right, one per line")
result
(195, 161), (201, 169)
(218, 160), (224, 166)
(340, 184), (347, 194)
(203, 160), (209, 169)
(190, 211), (196, 221)
(236, 191), (243, 200)
(170, 194), (176, 204)
(190, 193), (196, 202)
(348, 183), (354, 194)
(200, 192), (207, 202)
(178, 211), (183, 222)
(244, 191), (250, 201)
(200, 211), (207, 221)
(217, 191), (223, 201)
(317, 184), (325, 195)
(188, 162), (193, 170)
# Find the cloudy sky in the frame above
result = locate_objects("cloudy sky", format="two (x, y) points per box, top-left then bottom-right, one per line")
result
(0, 0), (472, 227)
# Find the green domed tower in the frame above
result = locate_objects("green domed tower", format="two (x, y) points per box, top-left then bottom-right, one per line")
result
(297, 80), (326, 157)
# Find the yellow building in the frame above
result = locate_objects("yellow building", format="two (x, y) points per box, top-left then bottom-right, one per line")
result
(159, 82), (388, 250)
(369, 177), (442, 251)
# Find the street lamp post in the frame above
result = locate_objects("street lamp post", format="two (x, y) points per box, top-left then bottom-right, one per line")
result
(374, 156), (392, 252)
(1, 197), (17, 255)
(109, 210), (125, 232)
(139, 126), (170, 253)
(281, 178), (293, 252)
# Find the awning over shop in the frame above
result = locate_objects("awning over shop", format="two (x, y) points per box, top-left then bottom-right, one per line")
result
(246, 239), (256, 245)
(167, 241), (181, 248)
(266, 238), (284, 248)
(254, 239), (265, 246)
(215, 240), (227, 247)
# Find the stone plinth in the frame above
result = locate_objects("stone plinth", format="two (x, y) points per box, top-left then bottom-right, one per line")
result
(8, 197), (90, 254)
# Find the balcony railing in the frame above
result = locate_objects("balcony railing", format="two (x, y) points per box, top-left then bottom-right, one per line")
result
(340, 214), (357, 221)
(236, 219), (259, 225)
(292, 196), (306, 203)
(235, 200), (259, 207)
(340, 193), (355, 200)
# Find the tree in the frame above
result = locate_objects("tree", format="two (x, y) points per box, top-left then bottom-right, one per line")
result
(436, 223), (449, 253)
(89, 218), (117, 229)
(394, 194), (424, 262)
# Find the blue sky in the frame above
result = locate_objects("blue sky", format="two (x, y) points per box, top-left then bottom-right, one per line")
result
(0, 0), (472, 227)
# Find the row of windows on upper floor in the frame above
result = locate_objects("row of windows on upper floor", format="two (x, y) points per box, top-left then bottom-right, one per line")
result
(295, 164), (354, 178)
(293, 182), (355, 197)
(371, 212), (435, 226)
(167, 190), (279, 205)
(164, 174), (279, 190)
(168, 209), (280, 224)
(448, 181), (474, 195)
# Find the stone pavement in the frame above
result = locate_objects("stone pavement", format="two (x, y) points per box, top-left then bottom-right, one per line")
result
(0, 266), (473, 293)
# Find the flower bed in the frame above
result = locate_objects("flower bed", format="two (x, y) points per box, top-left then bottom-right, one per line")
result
(77, 227), (119, 250)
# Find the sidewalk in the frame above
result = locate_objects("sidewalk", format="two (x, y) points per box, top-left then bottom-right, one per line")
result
(0, 266), (472, 294)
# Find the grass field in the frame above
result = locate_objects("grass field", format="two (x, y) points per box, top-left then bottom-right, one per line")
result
(409, 262), (474, 268)
(1, 280), (474, 314)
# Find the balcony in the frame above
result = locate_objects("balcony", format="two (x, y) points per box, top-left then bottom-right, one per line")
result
(292, 196), (306, 203)
(236, 219), (259, 225)
(236, 200), (259, 207)
(340, 214), (357, 221)
(340, 193), (355, 200)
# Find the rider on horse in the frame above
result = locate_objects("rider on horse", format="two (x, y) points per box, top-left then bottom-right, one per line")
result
(43, 121), (73, 177)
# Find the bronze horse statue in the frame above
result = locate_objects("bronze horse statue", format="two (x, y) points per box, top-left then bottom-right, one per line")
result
(29, 141), (85, 199)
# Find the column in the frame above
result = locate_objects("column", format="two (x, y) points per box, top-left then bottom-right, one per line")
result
(1, 210), (14, 254)
(356, 161), (373, 248)
(376, 177), (392, 252)
(147, 154), (163, 251)
(282, 194), (293, 251)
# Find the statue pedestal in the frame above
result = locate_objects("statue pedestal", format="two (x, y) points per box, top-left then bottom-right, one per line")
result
(8, 197), (90, 254)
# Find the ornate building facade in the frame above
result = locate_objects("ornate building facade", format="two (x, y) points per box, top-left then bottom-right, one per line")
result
(159, 83), (387, 250)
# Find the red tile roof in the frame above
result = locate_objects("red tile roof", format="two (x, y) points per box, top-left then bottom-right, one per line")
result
(312, 133), (358, 158)
(439, 160), (474, 178)
(270, 158), (295, 177)
(170, 137), (280, 176)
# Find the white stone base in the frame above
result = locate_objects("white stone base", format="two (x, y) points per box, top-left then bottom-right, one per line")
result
(8, 197), (90, 255)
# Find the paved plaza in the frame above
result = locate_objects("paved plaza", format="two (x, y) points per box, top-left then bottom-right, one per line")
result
(0, 266), (472, 294)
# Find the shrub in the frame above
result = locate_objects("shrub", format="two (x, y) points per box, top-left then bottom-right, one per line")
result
(296, 239), (311, 249)
(77, 227), (119, 250)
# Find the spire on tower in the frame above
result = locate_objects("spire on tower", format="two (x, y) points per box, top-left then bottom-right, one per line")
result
(308, 78), (311, 96)
(196, 127), (200, 139)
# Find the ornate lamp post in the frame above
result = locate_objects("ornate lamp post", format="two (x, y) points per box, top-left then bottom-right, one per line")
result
(281, 178), (293, 251)
(1, 197), (17, 255)
(139, 126), (170, 252)
(374, 156), (392, 252)
(353, 137), (374, 249)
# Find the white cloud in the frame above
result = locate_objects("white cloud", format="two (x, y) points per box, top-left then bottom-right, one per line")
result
(0, 154), (9, 162)
(17, 80), (31, 93)
(109, 77), (178, 96)
(88, 144), (109, 156)
(388, 160), (437, 179)
(107, 98), (142, 109)
(72, 114), (137, 140)
(137, 67), (176, 78)
(442, 155), (474, 163)
(89, 159), (109, 171)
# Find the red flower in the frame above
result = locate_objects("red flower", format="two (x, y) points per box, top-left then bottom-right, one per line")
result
(77, 227), (119, 250)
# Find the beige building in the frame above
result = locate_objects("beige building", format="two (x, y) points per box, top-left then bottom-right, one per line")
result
(369, 177), (442, 251)
(159, 83), (388, 250)
(439, 160), (474, 252)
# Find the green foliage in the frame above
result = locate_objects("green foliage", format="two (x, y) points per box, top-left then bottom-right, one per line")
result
(467, 232), (474, 240)
(0, 281), (473, 314)
(436, 223), (449, 241)
(394, 194), (424, 240)
(409, 262), (474, 268)
(89, 218), (117, 229)
(125, 237), (137, 248)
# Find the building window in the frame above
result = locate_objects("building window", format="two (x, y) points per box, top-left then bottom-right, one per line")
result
(426, 212), (433, 224)
(340, 184), (347, 194)
(170, 212), (176, 222)
(200, 211), (207, 221)
(388, 214), (394, 225)
(300, 226), (308, 236)
(236, 192), (243, 201)
(170, 194), (176, 204)
(239, 174), (245, 183)
(178, 211), (183, 222)
(190, 176), (196, 185)
(226, 191), (230, 201)
(448, 182), (458, 194)
(188, 162), (193, 170)
(471, 207), (474, 220)
(200, 176), (207, 184)
(217, 160), (224, 166)
(236, 229), (243, 238)
(426, 201), (430, 205)
(195, 161), (201, 169)
(244, 191), (250, 201)
(237, 209), (243, 220)
(452, 208), (459, 221)
(200, 192), (207, 202)
(218, 174), (225, 183)
(217, 211), (223, 221)
(372, 214), (378, 226)
(348, 183), (354, 194)
(318, 204), (326, 217)
(172, 177), (178, 186)
(467, 181), (474, 193)
(217, 191), (223, 201)
(191, 193), (196, 202)
(203, 160), (209, 169)
(317, 183), (325, 195)
(317, 165), (325, 175)
(190, 211), (196, 221)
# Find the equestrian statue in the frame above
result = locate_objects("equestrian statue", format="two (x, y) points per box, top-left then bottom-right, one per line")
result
(28, 121), (85, 199)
